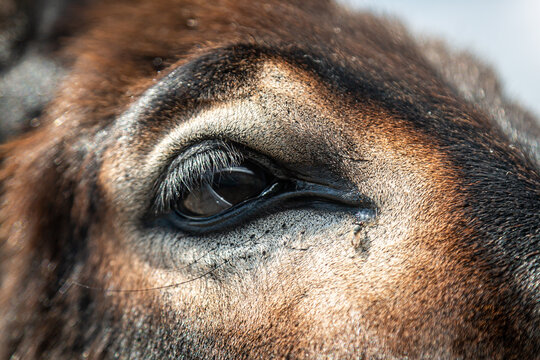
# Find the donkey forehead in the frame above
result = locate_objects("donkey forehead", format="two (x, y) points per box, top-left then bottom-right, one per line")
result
(131, 44), (455, 112)
(118, 44), (486, 149)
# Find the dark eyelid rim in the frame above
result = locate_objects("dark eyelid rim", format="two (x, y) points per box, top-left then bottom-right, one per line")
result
(166, 180), (372, 234)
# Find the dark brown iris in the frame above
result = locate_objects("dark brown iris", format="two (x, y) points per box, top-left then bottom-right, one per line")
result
(178, 163), (270, 218)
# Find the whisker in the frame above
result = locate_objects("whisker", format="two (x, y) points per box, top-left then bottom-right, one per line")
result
(69, 259), (229, 293)
(69, 231), (268, 292)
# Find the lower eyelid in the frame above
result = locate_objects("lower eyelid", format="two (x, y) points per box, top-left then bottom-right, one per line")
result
(165, 179), (371, 234)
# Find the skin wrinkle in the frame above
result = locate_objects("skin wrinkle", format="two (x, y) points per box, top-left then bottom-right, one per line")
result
(0, 0), (539, 359)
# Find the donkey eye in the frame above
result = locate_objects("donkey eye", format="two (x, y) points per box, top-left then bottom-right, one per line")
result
(176, 163), (272, 218)
(154, 140), (367, 233)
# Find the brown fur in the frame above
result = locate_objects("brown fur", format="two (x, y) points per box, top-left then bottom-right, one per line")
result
(1, 0), (539, 359)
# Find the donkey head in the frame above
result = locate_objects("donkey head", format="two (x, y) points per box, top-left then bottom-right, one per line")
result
(1, 0), (539, 358)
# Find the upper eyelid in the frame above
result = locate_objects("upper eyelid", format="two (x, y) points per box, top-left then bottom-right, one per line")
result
(141, 99), (264, 175)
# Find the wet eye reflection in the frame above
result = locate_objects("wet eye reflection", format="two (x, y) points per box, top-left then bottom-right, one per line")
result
(178, 163), (272, 218)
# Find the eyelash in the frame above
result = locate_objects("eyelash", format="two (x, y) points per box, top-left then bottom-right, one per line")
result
(153, 140), (254, 214)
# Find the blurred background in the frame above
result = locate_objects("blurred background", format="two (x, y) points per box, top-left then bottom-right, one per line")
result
(341, 0), (540, 117)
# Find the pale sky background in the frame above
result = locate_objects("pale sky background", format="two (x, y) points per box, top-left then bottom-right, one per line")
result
(340, 0), (540, 117)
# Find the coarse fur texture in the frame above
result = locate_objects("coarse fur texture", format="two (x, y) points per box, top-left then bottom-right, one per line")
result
(0, 0), (539, 359)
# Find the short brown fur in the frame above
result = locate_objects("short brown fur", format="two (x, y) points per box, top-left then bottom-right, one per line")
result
(1, 0), (539, 359)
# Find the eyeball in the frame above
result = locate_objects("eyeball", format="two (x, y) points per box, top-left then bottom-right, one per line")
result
(177, 162), (272, 218)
